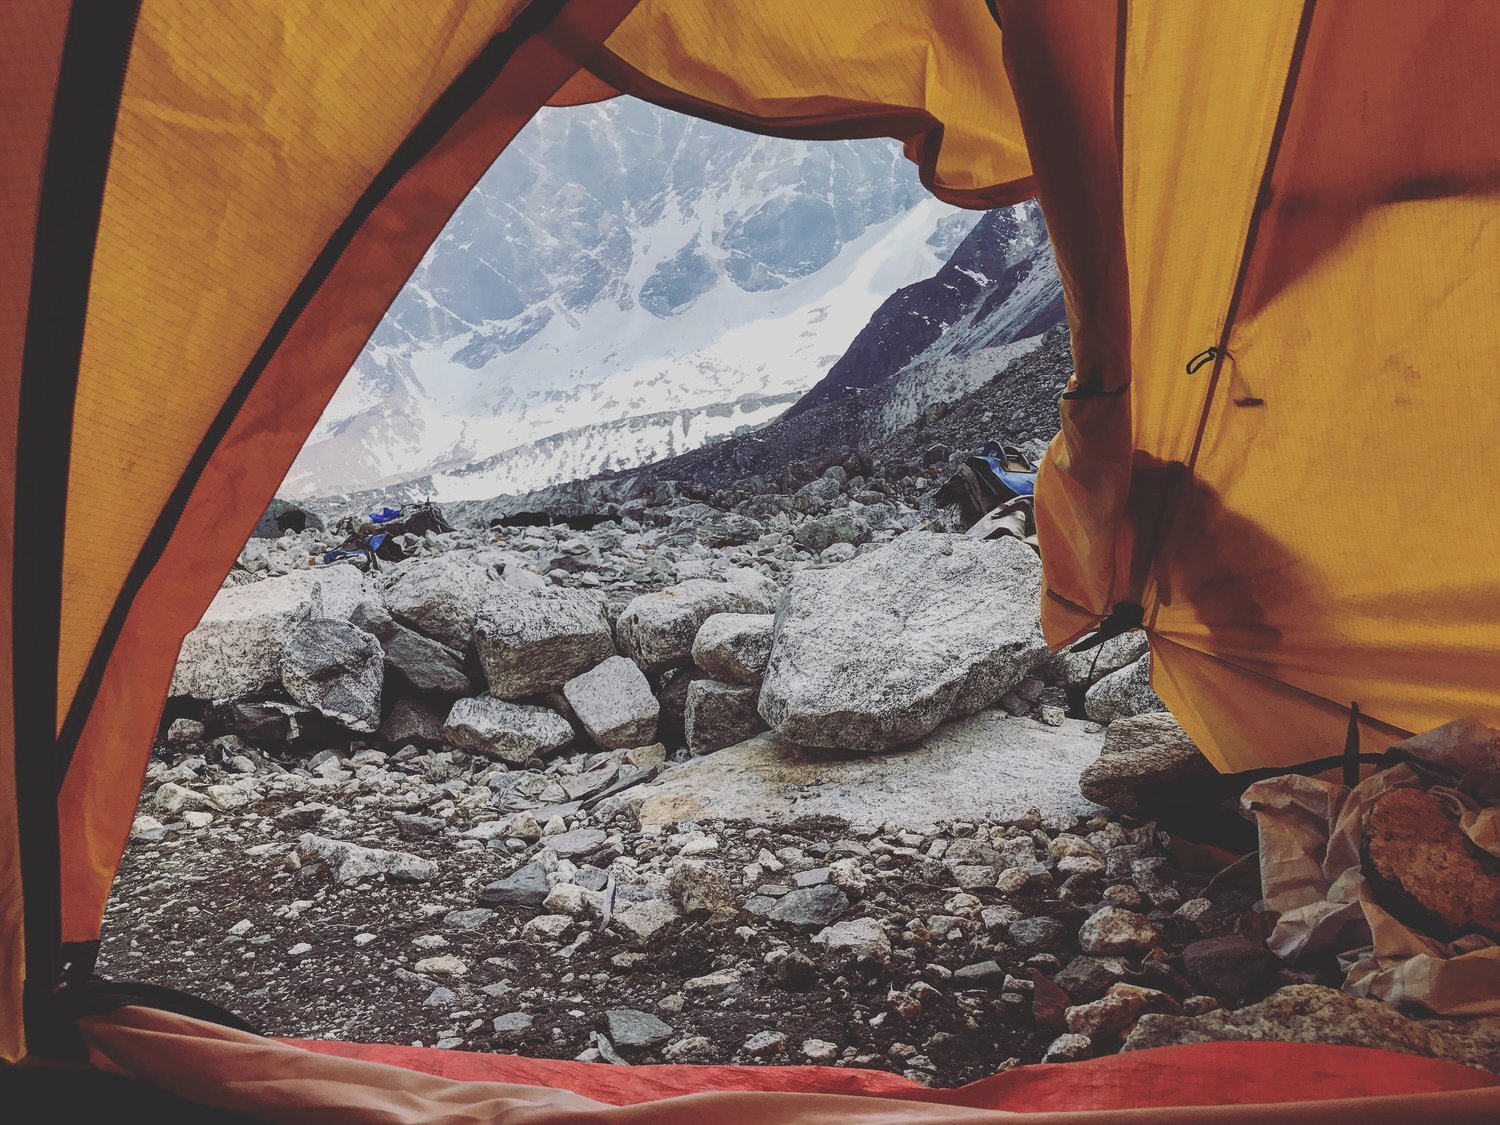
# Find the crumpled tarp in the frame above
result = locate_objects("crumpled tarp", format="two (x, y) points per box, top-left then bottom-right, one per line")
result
(1244, 763), (1500, 1017)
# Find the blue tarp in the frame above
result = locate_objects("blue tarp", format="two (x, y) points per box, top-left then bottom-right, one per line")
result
(323, 533), (387, 565)
(978, 457), (1036, 497)
(369, 507), (402, 524)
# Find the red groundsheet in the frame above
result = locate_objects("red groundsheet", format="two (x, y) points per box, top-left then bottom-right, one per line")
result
(289, 1038), (1497, 1112)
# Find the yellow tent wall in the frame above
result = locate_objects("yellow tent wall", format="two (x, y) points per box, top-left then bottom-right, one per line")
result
(1014, 0), (1500, 771)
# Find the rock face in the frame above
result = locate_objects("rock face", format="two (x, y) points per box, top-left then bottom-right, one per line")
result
(1123, 984), (1500, 1073)
(171, 568), (365, 699)
(443, 696), (574, 764)
(758, 533), (1047, 750)
(279, 619), (384, 732)
(684, 680), (767, 756)
(1078, 712), (1214, 813)
(382, 553), (499, 651)
(562, 657), (660, 750)
(475, 588), (614, 699)
(691, 613), (775, 684)
(616, 570), (779, 670)
(1084, 654), (1167, 725)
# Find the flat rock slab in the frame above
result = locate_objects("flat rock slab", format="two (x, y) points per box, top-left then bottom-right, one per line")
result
(1123, 984), (1500, 1073)
(638, 711), (1105, 831)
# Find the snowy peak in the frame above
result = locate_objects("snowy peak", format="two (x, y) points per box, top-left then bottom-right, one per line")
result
(283, 101), (979, 500)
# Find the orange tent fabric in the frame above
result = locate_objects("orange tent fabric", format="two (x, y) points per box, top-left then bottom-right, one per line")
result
(1021, 0), (1500, 771)
(74, 1006), (1500, 1123)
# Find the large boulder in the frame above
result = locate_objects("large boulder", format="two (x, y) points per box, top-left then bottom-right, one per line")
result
(280, 619), (384, 732)
(1078, 712), (1214, 812)
(561, 657), (659, 750)
(685, 680), (766, 755)
(616, 570), (779, 671)
(443, 696), (573, 764)
(171, 567), (365, 700)
(382, 553), (501, 651)
(475, 587), (614, 699)
(691, 613), (774, 684)
(1084, 653), (1168, 724)
(758, 532), (1048, 751)
(695, 513), (765, 548)
(382, 625), (472, 697)
(638, 712), (1104, 830)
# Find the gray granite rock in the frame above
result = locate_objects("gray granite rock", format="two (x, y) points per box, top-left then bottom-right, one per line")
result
(280, 619), (383, 732)
(1123, 985), (1500, 1073)
(383, 553), (500, 650)
(478, 863), (551, 907)
(379, 697), (447, 749)
(562, 656), (659, 749)
(684, 679), (766, 755)
(475, 586), (614, 699)
(616, 570), (779, 670)
(691, 613), (775, 684)
(759, 533), (1048, 751)
(1078, 711), (1214, 812)
(1078, 907), (1159, 957)
(1084, 653), (1168, 725)
(172, 568), (365, 700)
(443, 696), (573, 764)
(297, 833), (435, 885)
(768, 885), (849, 928)
(604, 1008), (674, 1050)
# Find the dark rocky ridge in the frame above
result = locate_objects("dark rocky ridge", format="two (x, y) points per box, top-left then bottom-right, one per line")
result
(427, 328), (1073, 529)
(788, 205), (1063, 418)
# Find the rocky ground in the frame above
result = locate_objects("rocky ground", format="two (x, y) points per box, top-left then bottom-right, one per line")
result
(99, 463), (1500, 1084)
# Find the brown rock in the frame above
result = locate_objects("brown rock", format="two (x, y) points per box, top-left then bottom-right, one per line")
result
(1361, 786), (1500, 940)
(1027, 967), (1071, 1037)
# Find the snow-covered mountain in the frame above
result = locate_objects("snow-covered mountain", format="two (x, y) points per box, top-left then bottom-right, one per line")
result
(311, 199), (1068, 521)
(282, 99), (980, 501)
